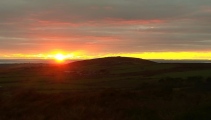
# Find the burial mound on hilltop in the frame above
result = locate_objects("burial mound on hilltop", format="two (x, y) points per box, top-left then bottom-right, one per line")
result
(70, 56), (156, 67)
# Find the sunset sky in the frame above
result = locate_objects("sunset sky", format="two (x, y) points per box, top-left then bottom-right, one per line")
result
(0, 0), (211, 59)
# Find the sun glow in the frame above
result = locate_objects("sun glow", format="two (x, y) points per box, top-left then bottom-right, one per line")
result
(3, 51), (211, 60)
(54, 53), (66, 62)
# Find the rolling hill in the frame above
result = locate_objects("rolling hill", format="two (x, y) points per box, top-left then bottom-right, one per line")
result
(1, 57), (211, 120)
(70, 56), (156, 67)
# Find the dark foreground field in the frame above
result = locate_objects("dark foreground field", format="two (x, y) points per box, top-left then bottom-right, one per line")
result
(1, 57), (211, 120)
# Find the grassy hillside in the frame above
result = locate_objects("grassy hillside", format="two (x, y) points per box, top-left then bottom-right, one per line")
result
(1, 57), (211, 120)
(70, 56), (156, 66)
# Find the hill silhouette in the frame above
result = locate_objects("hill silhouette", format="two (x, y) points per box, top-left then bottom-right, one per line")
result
(70, 56), (156, 67)
(1, 57), (211, 120)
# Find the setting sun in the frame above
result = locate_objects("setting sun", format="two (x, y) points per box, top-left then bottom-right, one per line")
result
(54, 54), (66, 62)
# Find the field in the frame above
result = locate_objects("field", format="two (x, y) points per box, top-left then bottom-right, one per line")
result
(1, 57), (211, 120)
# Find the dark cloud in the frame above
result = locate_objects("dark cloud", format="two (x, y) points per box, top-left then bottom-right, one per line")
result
(0, 0), (211, 56)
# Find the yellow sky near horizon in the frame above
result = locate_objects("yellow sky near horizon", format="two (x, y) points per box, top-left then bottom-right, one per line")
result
(1, 51), (211, 60)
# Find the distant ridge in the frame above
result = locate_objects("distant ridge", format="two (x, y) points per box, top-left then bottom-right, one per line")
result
(70, 56), (156, 67)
